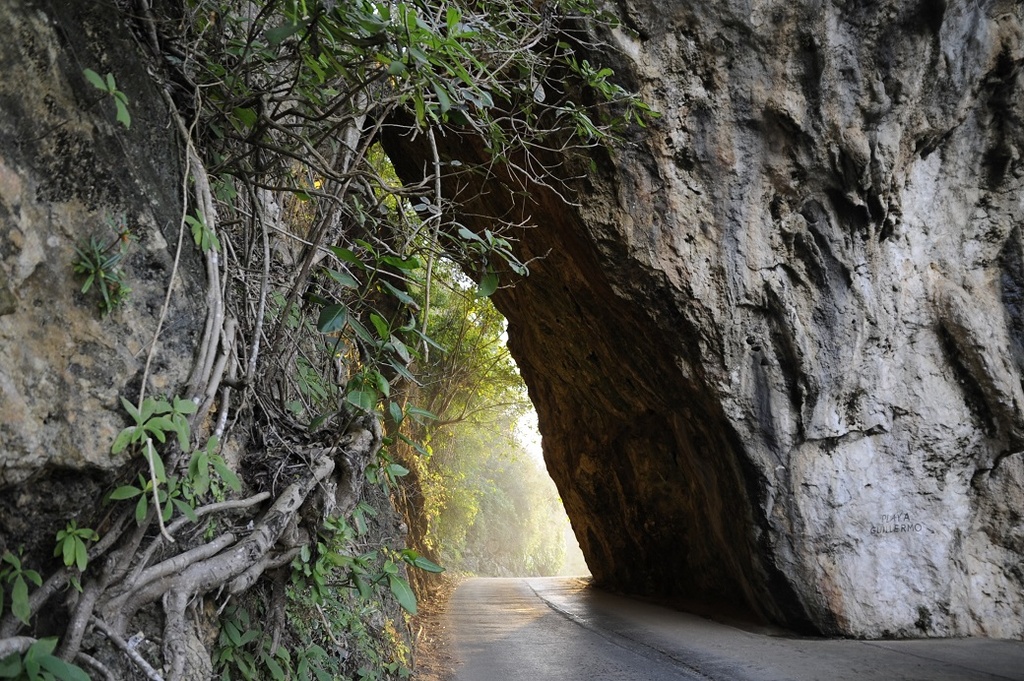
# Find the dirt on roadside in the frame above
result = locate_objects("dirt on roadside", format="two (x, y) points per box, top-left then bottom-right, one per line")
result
(410, 574), (461, 681)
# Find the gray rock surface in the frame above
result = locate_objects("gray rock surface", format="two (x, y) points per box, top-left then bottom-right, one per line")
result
(546, 0), (1024, 638)
(0, 2), (200, 512)
(389, 0), (1024, 638)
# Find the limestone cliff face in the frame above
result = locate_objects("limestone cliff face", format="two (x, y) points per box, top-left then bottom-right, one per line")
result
(0, 1), (201, 546)
(518, 0), (1024, 637)
(390, 0), (1024, 637)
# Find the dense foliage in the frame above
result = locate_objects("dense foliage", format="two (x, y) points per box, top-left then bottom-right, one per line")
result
(429, 416), (571, 577)
(400, 266), (573, 578)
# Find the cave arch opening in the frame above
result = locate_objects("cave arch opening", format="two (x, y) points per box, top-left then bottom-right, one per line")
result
(376, 127), (813, 632)
(393, 259), (589, 579)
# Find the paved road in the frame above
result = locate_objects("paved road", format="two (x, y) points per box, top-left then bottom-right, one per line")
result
(446, 577), (1024, 681)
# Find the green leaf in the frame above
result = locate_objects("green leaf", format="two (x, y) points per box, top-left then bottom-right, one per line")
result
(237, 656), (255, 677)
(305, 644), (328, 660)
(232, 107), (258, 129)
(173, 498), (198, 523)
(111, 426), (138, 454)
(381, 255), (420, 270)
(409, 45), (429, 67)
(433, 82), (452, 113)
(353, 574), (371, 600)
(265, 21), (303, 46)
(211, 458), (242, 492)
(109, 485), (141, 500)
(115, 99), (131, 129)
(374, 371), (391, 398)
(388, 60), (407, 76)
(414, 94), (426, 126)
(346, 389), (377, 412)
(369, 313), (390, 341)
(396, 435), (427, 459)
(388, 574), (418, 614)
(146, 416), (176, 436)
(457, 226), (483, 243)
(388, 401), (404, 424)
(387, 462), (410, 478)
(82, 68), (106, 91)
(192, 466), (211, 497)
(23, 570), (41, 588)
(61, 538), (75, 568)
(357, 501), (377, 519)
(308, 411), (331, 431)
(27, 638), (57, 662)
(477, 271), (499, 297)
(388, 336), (413, 364)
(411, 554), (445, 573)
(74, 540), (88, 572)
(121, 396), (142, 425)
(405, 405), (439, 422)
(186, 215), (219, 253)
(0, 652), (21, 677)
(11, 575), (29, 625)
(446, 6), (461, 30)
(264, 655), (285, 680)
(401, 548), (445, 573)
(172, 414), (191, 451)
(149, 397), (174, 416)
(316, 304), (348, 334)
(174, 397), (198, 415)
(347, 317), (377, 347)
(326, 268), (359, 288)
(328, 246), (364, 267)
(39, 655), (90, 681)
(147, 443), (166, 483)
(135, 495), (148, 525)
(387, 358), (417, 384)
(381, 280), (416, 306)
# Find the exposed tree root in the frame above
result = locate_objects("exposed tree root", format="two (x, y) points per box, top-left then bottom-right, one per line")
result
(0, 637), (35, 660)
(0, 424), (377, 678)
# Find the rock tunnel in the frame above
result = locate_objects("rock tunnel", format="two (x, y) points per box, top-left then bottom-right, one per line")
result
(0, 0), (1021, 651)
(385, 0), (1024, 638)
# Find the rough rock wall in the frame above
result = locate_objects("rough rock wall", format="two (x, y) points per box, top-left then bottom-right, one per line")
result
(392, 0), (1024, 638)
(540, 0), (1024, 637)
(0, 0), (201, 551)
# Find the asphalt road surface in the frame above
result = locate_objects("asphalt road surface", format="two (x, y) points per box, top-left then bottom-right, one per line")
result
(446, 577), (1024, 681)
